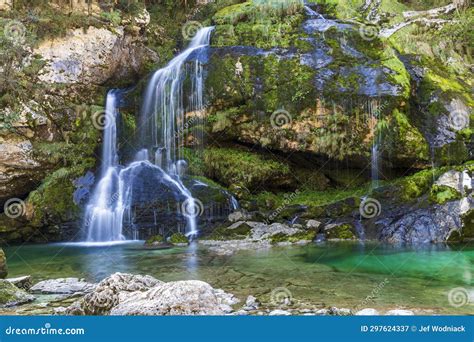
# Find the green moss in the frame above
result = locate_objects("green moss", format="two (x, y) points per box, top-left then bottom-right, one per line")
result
(435, 141), (469, 166)
(0, 248), (6, 279)
(169, 233), (189, 245)
(145, 235), (164, 245)
(0, 280), (30, 306)
(181, 148), (205, 176)
(394, 163), (473, 202)
(213, 1), (304, 49)
(253, 185), (369, 211)
(381, 49), (411, 98)
(270, 230), (317, 244)
(389, 109), (430, 162)
(206, 222), (252, 240)
(203, 147), (292, 191)
(397, 169), (440, 201)
(325, 223), (356, 240)
(429, 185), (462, 205)
(461, 210), (474, 241)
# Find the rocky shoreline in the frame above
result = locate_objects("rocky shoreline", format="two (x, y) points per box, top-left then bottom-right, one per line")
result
(0, 272), (422, 316)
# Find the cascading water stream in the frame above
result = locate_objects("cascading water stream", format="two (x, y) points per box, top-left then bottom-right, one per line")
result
(83, 27), (214, 242)
(138, 26), (214, 239)
(84, 90), (126, 243)
(303, 1), (325, 19)
(367, 99), (381, 189)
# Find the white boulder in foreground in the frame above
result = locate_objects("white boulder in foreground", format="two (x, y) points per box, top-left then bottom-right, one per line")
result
(66, 273), (238, 316)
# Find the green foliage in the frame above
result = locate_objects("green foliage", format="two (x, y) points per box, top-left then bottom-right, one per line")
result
(169, 233), (189, 244)
(270, 230), (316, 244)
(145, 235), (164, 245)
(203, 147), (291, 191)
(206, 222), (252, 240)
(429, 185), (461, 205)
(100, 10), (122, 26)
(388, 109), (430, 162)
(381, 48), (411, 98)
(325, 223), (355, 240)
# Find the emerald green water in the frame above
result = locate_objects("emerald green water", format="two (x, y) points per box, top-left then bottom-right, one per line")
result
(4, 242), (474, 314)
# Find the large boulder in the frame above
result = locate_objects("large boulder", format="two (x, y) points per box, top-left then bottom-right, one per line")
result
(378, 196), (473, 244)
(67, 273), (162, 315)
(66, 273), (238, 316)
(110, 280), (238, 315)
(0, 279), (35, 307)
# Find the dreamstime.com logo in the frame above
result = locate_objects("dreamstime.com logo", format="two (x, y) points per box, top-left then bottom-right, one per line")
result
(270, 287), (293, 306)
(4, 322), (85, 336)
(182, 21), (203, 40)
(448, 287), (474, 308)
(3, 198), (26, 219)
(180, 198), (204, 218)
(359, 197), (382, 219)
(270, 108), (292, 129)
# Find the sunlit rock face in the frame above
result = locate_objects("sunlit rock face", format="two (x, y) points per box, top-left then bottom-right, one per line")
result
(35, 26), (156, 85)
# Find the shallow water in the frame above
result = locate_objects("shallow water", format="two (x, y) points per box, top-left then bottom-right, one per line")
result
(4, 241), (474, 314)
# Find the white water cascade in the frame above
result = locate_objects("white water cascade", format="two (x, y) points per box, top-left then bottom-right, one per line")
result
(84, 90), (126, 243)
(83, 27), (214, 242)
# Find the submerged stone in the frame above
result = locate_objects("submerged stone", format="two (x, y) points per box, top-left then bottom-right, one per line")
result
(30, 278), (96, 295)
(0, 280), (35, 307)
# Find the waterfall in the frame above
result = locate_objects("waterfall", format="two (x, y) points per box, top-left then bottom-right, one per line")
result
(141, 27), (213, 171)
(303, 1), (325, 19)
(138, 26), (214, 239)
(367, 99), (381, 188)
(83, 27), (214, 242)
(83, 90), (126, 243)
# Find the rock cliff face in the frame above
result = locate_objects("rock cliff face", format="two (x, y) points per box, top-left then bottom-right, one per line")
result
(201, 1), (471, 169)
(0, 5), (158, 243)
(0, 0), (472, 244)
(36, 25), (155, 85)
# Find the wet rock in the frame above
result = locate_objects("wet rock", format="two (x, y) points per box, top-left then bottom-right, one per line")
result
(306, 219), (321, 229)
(0, 248), (6, 279)
(379, 196), (473, 244)
(0, 279), (35, 307)
(435, 170), (472, 195)
(249, 222), (302, 240)
(228, 211), (252, 222)
(244, 295), (260, 310)
(355, 308), (380, 316)
(234, 309), (249, 316)
(200, 239), (271, 255)
(71, 273), (162, 315)
(314, 308), (330, 315)
(385, 309), (414, 316)
(7, 276), (32, 290)
(269, 309), (291, 316)
(324, 223), (356, 240)
(328, 307), (352, 316)
(110, 280), (237, 316)
(30, 278), (96, 295)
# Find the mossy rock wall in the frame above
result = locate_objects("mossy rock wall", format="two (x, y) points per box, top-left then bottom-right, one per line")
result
(203, 1), (432, 168)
